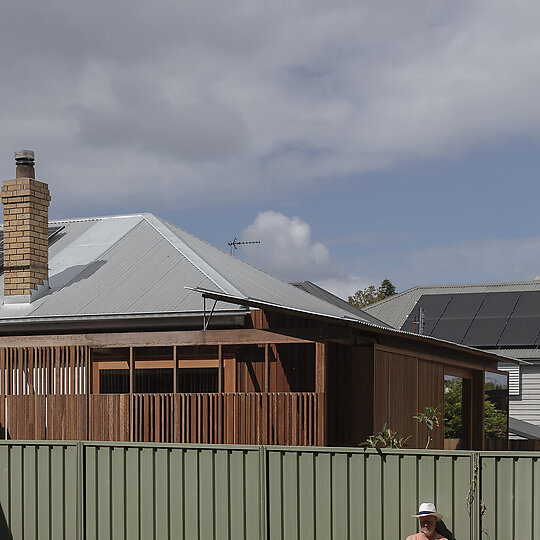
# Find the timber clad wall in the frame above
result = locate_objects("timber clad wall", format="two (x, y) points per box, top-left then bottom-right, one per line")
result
(0, 345), (323, 445)
(373, 348), (444, 449)
(0, 317), (506, 449)
(0, 442), (538, 540)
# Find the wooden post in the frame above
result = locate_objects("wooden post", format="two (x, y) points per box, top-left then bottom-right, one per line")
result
(315, 342), (327, 445)
(472, 369), (485, 451)
(218, 345), (223, 393)
(129, 347), (134, 442)
(173, 346), (177, 394)
(264, 344), (269, 392)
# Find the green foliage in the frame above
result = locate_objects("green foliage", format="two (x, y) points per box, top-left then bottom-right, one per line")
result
(348, 279), (396, 309)
(484, 399), (507, 439)
(444, 378), (507, 439)
(361, 423), (411, 448)
(379, 279), (396, 297)
(414, 406), (441, 448)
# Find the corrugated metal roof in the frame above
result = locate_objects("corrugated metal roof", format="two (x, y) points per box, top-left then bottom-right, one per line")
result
(156, 218), (377, 324)
(509, 417), (540, 439)
(0, 213), (375, 325)
(290, 280), (390, 327)
(486, 348), (540, 359)
(364, 281), (540, 329)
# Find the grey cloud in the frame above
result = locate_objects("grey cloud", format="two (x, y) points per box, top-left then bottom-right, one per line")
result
(2, 0), (540, 211)
(354, 237), (540, 292)
(75, 79), (248, 162)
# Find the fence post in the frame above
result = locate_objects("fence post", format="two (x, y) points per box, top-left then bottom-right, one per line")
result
(467, 451), (481, 540)
(77, 441), (84, 540)
(259, 445), (268, 540)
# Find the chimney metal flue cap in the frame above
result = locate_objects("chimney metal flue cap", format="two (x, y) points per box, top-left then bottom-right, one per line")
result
(15, 150), (35, 165)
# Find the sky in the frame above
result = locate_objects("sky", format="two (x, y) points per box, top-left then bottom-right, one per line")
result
(2, 0), (540, 299)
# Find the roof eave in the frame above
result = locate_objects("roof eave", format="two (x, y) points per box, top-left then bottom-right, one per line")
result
(188, 287), (520, 365)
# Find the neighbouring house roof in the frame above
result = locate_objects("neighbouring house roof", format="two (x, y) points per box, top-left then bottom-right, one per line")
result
(0, 213), (378, 330)
(509, 417), (540, 439)
(363, 281), (540, 350)
(485, 349), (540, 360)
(290, 280), (389, 327)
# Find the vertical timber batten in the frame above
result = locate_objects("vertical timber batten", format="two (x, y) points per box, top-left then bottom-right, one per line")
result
(129, 346), (134, 442)
(315, 341), (327, 446)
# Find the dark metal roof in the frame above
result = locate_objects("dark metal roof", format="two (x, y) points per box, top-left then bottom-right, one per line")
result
(290, 281), (391, 327)
(509, 417), (540, 439)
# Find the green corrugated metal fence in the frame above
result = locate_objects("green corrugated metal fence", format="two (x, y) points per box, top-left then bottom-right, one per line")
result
(84, 443), (264, 540)
(480, 451), (540, 539)
(267, 448), (473, 540)
(1, 441), (540, 539)
(0, 442), (81, 540)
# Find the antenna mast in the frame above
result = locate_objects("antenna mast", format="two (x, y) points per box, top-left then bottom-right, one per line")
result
(228, 237), (261, 256)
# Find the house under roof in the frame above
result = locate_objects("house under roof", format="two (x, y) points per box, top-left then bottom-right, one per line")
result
(0, 150), (515, 450)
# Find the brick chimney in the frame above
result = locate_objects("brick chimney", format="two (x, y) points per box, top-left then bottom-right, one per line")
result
(1, 151), (51, 303)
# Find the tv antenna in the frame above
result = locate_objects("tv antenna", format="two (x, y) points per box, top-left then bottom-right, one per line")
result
(228, 237), (260, 256)
(413, 307), (426, 335)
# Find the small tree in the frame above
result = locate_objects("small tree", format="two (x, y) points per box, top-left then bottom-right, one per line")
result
(361, 423), (411, 448)
(414, 406), (442, 449)
(348, 279), (396, 309)
(379, 279), (396, 297)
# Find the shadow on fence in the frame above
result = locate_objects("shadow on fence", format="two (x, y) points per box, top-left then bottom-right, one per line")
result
(0, 504), (12, 540)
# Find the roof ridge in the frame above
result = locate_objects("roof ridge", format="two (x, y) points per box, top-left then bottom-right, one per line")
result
(157, 219), (347, 309)
(37, 216), (148, 313)
(143, 215), (243, 297)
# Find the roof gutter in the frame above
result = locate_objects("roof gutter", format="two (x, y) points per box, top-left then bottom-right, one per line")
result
(0, 309), (249, 335)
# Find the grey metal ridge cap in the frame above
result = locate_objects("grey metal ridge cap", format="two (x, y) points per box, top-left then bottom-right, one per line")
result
(143, 214), (243, 298)
(364, 279), (540, 312)
(46, 213), (149, 224)
(188, 287), (521, 364)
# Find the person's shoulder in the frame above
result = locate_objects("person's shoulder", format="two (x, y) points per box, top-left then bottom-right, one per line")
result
(405, 535), (418, 540)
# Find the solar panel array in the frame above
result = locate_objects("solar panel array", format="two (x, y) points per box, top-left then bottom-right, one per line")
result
(401, 291), (540, 347)
(0, 226), (64, 268)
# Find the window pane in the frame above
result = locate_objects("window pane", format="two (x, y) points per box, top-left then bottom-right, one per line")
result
(485, 371), (508, 441)
(100, 369), (129, 394)
(135, 369), (173, 393)
(177, 368), (218, 393)
(444, 375), (463, 440)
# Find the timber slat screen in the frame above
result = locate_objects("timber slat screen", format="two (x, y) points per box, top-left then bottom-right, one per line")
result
(0, 346), (322, 445)
(101, 392), (322, 445)
(1, 346), (89, 440)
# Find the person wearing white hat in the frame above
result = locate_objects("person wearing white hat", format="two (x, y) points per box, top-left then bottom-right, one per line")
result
(406, 503), (448, 540)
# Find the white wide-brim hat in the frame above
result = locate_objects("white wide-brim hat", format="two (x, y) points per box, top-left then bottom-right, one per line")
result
(412, 502), (443, 521)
